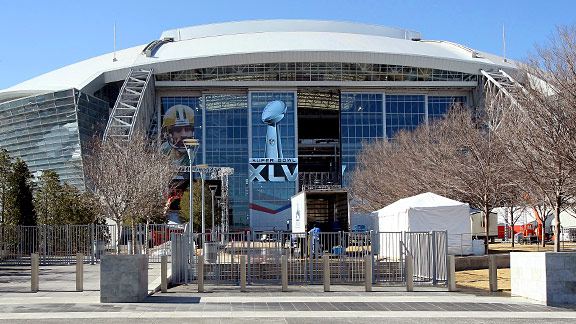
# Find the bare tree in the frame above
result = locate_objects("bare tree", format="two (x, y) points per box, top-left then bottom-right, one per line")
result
(352, 106), (516, 254)
(84, 133), (177, 253)
(125, 141), (176, 254)
(502, 206), (526, 248)
(351, 128), (433, 212)
(430, 108), (516, 254)
(500, 25), (576, 252)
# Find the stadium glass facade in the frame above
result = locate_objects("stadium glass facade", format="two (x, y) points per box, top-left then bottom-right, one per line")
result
(153, 91), (471, 228)
(0, 89), (108, 188)
(0, 86), (472, 229)
(428, 96), (467, 120)
(341, 93), (384, 182)
(204, 94), (250, 226)
(155, 62), (478, 83)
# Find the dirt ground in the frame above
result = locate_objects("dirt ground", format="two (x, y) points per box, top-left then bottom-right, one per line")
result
(455, 241), (576, 295)
(488, 241), (574, 253)
(456, 268), (511, 296)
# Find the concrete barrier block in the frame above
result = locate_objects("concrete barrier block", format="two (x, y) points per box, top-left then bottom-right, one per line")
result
(100, 255), (148, 303)
(511, 252), (576, 306)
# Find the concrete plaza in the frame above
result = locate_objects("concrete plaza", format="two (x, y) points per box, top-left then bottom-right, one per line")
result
(0, 264), (575, 323)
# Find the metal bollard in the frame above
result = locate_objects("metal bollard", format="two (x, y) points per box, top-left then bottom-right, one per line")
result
(447, 255), (456, 292)
(240, 255), (247, 292)
(406, 254), (414, 292)
(281, 255), (288, 292)
(161, 255), (168, 293)
(489, 254), (498, 292)
(364, 254), (372, 292)
(198, 254), (205, 293)
(31, 253), (39, 292)
(323, 255), (330, 292)
(76, 253), (83, 292)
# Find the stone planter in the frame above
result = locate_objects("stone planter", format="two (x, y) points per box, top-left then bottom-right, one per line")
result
(100, 254), (148, 303)
(511, 252), (576, 306)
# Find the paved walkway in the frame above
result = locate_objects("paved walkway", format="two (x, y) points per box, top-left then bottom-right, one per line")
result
(0, 264), (575, 323)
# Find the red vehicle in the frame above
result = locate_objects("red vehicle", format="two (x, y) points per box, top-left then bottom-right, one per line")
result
(498, 225), (523, 239)
(150, 227), (184, 247)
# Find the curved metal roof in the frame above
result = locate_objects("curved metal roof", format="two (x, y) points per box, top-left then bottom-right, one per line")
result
(0, 20), (516, 103)
(160, 19), (423, 41)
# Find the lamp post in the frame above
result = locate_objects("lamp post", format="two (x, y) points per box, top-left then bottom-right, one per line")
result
(183, 139), (199, 230)
(196, 164), (208, 236)
(209, 184), (218, 233)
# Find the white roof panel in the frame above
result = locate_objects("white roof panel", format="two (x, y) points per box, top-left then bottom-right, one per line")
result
(0, 20), (517, 103)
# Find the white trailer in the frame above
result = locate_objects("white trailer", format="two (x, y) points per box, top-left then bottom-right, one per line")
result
(290, 189), (350, 233)
(470, 210), (498, 242)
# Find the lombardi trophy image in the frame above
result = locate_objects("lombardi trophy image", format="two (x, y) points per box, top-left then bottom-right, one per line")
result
(261, 100), (287, 159)
(248, 99), (296, 182)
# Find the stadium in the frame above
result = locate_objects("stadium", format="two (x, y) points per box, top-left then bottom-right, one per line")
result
(0, 20), (517, 230)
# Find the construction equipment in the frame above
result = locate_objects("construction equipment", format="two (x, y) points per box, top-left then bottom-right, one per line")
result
(520, 195), (546, 243)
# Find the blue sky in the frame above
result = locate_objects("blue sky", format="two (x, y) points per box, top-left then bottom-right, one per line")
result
(1, 0), (575, 90)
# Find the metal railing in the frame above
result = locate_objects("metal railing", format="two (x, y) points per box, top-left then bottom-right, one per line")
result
(1, 223), (448, 287)
(0, 223), (183, 265)
(374, 231), (447, 284)
(172, 230), (447, 287)
(373, 232), (404, 283)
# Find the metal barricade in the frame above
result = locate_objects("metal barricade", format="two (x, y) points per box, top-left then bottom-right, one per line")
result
(147, 223), (185, 263)
(308, 232), (372, 284)
(249, 231), (283, 284)
(374, 232), (404, 283)
(192, 232), (246, 285)
(0, 226), (40, 265)
(404, 231), (447, 285)
(151, 228), (448, 287)
(43, 225), (92, 264)
(285, 232), (308, 284)
(95, 224), (116, 260)
(0, 223), (179, 265)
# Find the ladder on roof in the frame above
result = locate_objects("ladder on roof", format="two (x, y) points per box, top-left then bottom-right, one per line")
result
(480, 69), (527, 106)
(480, 69), (531, 130)
(104, 68), (154, 142)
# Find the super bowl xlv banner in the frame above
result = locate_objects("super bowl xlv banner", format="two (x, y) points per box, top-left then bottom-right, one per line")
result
(249, 100), (298, 182)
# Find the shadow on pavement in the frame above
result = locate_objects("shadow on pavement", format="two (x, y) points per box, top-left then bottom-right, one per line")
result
(144, 295), (201, 304)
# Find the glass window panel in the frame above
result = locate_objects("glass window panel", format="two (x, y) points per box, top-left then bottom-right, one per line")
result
(155, 62), (476, 83)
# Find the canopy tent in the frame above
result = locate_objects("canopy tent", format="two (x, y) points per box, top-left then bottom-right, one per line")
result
(373, 192), (472, 255)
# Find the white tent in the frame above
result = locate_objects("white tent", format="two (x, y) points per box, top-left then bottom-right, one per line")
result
(373, 192), (472, 255)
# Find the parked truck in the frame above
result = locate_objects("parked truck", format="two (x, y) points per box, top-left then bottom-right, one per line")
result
(470, 210), (498, 243)
(291, 189), (350, 233)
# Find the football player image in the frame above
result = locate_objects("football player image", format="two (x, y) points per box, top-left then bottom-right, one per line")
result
(161, 104), (195, 163)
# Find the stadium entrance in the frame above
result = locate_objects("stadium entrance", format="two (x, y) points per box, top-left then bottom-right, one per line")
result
(297, 89), (341, 190)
